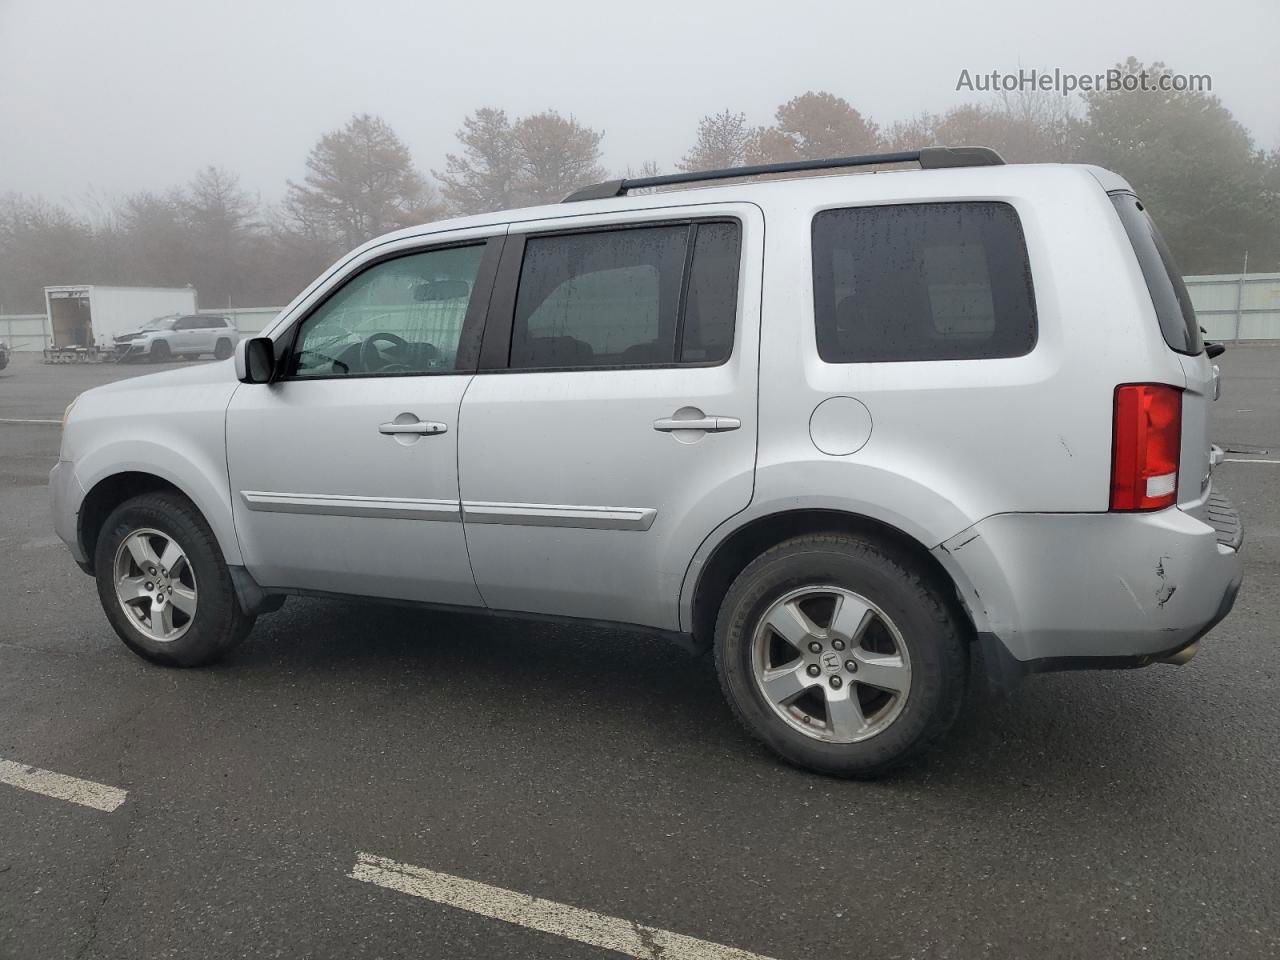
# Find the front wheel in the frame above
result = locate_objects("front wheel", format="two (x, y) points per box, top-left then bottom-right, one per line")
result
(714, 533), (968, 778)
(94, 491), (255, 666)
(149, 339), (171, 363)
(213, 338), (233, 360)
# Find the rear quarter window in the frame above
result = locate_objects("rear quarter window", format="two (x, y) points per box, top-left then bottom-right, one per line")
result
(812, 201), (1037, 363)
(1109, 193), (1203, 356)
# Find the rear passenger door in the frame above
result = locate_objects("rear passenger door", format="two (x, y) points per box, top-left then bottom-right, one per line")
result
(457, 204), (763, 630)
(170, 316), (203, 354)
(189, 317), (215, 354)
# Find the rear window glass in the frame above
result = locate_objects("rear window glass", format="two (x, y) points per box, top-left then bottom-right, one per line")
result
(1109, 193), (1203, 355)
(812, 201), (1037, 363)
(680, 222), (740, 364)
(512, 225), (687, 367)
(508, 220), (741, 369)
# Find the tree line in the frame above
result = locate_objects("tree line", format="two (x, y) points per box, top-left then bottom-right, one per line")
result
(2, 58), (1276, 314)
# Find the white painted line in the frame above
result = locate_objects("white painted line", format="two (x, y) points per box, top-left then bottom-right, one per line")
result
(0, 417), (61, 425)
(349, 851), (780, 960)
(0, 758), (127, 812)
(1224, 458), (1280, 464)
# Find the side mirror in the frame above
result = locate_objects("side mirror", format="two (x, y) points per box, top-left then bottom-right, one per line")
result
(235, 337), (275, 383)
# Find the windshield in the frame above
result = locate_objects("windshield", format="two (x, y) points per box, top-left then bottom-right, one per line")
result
(141, 317), (176, 331)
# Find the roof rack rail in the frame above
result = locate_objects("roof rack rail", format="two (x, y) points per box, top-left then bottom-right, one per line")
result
(562, 146), (1005, 202)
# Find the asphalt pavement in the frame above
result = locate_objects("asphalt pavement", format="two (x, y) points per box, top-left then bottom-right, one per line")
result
(1, 348), (1277, 959)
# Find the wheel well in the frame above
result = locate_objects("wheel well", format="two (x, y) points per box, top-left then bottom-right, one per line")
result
(79, 472), (185, 572)
(690, 510), (975, 649)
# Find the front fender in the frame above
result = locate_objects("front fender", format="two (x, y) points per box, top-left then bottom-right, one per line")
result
(74, 437), (241, 567)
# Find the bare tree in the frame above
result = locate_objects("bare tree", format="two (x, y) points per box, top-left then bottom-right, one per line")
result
(287, 113), (434, 250)
(624, 160), (663, 179)
(680, 110), (752, 171)
(0, 194), (95, 312)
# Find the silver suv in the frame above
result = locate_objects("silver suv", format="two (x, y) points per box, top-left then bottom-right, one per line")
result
(51, 147), (1244, 776)
(115, 314), (240, 362)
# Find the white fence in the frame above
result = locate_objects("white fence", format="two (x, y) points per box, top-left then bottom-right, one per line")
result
(1184, 273), (1280, 342)
(199, 307), (282, 336)
(0, 314), (47, 351)
(3, 274), (1279, 352)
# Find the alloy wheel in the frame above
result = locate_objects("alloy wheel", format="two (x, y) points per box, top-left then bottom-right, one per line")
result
(750, 585), (911, 743)
(112, 528), (198, 642)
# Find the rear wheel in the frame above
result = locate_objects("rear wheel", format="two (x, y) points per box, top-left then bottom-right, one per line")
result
(94, 491), (254, 666)
(149, 339), (171, 363)
(714, 533), (967, 777)
(213, 338), (233, 360)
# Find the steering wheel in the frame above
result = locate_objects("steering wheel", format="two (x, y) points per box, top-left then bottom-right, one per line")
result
(360, 332), (411, 372)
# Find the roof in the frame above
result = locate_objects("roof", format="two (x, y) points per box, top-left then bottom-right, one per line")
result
(336, 153), (1132, 269)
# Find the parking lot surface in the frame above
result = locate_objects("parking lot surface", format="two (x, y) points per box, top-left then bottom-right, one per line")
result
(1, 349), (1278, 959)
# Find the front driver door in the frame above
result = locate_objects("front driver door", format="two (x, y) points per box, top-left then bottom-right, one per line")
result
(226, 232), (503, 605)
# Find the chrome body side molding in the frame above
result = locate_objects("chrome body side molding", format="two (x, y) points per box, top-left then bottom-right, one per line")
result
(239, 491), (462, 522)
(239, 492), (657, 531)
(462, 501), (657, 531)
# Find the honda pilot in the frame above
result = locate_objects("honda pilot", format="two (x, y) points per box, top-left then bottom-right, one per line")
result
(51, 147), (1244, 776)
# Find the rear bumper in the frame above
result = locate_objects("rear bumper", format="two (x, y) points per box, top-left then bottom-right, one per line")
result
(934, 497), (1243, 678)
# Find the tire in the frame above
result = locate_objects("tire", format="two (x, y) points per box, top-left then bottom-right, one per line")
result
(714, 533), (968, 778)
(149, 339), (171, 363)
(213, 338), (233, 360)
(94, 491), (255, 667)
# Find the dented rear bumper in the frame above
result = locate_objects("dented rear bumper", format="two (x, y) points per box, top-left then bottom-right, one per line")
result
(933, 498), (1244, 678)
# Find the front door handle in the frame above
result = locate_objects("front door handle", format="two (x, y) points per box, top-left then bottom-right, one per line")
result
(379, 420), (447, 436)
(653, 415), (741, 433)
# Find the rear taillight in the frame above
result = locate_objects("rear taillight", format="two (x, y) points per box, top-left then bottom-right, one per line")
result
(1110, 384), (1182, 511)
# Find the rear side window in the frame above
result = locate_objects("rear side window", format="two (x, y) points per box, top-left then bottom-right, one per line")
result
(509, 221), (740, 369)
(812, 201), (1037, 363)
(681, 222), (740, 364)
(1109, 193), (1203, 355)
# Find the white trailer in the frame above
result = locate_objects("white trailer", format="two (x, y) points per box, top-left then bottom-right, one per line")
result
(43, 285), (198, 362)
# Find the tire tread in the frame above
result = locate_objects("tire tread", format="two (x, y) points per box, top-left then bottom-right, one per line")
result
(94, 491), (254, 667)
(713, 531), (967, 777)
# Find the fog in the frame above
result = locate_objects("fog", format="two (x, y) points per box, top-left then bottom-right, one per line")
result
(2, 0), (1276, 204)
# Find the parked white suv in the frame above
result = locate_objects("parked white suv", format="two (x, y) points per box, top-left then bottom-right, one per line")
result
(114, 314), (239, 362)
(51, 147), (1243, 776)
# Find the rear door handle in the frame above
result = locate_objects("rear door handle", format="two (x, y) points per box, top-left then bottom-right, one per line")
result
(379, 420), (447, 436)
(653, 416), (741, 433)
